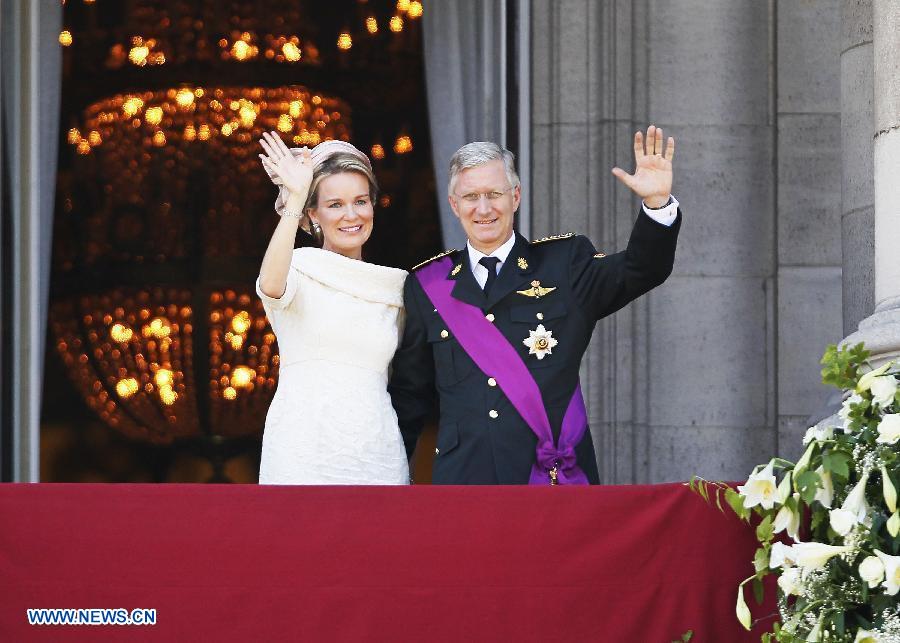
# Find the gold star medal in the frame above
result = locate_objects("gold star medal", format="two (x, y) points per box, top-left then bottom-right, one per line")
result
(522, 324), (558, 360)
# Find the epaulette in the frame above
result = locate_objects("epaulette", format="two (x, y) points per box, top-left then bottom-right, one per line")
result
(412, 248), (459, 271)
(531, 232), (575, 245)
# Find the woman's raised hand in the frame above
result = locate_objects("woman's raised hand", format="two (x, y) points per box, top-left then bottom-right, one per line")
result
(259, 131), (313, 198)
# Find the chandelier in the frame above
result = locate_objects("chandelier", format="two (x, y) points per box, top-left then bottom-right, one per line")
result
(50, 1), (425, 467)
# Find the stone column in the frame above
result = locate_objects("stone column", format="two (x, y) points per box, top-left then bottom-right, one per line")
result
(841, 0), (900, 363)
(840, 0), (876, 335)
(530, 1), (781, 483)
(775, 2), (843, 462)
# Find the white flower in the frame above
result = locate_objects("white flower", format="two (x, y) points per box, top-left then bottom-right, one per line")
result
(793, 542), (853, 570)
(814, 466), (833, 508)
(522, 324), (558, 360)
(858, 362), (892, 392)
(803, 424), (833, 445)
(889, 511), (900, 538)
(843, 472), (871, 521)
(769, 542), (796, 569)
(874, 549), (900, 595)
(839, 392), (864, 430)
(829, 508), (857, 536)
(883, 465), (897, 513)
(795, 442), (816, 474)
(738, 461), (778, 510)
(871, 375), (898, 407)
(859, 555), (885, 588)
(877, 414), (900, 445)
(806, 618), (823, 642)
(777, 566), (803, 596)
(735, 585), (752, 631)
(854, 630), (882, 643)
(776, 472), (792, 504)
(773, 495), (801, 541)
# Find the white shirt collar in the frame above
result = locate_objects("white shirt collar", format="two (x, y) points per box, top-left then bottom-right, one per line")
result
(466, 233), (517, 288)
(467, 232), (517, 271)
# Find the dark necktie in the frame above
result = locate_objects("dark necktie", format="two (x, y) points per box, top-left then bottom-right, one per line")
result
(479, 256), (501, 295)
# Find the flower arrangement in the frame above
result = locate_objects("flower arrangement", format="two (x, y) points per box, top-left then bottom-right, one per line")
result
(691, 343), (900, 642)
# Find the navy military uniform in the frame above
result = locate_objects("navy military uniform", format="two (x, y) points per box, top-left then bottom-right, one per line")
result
(388, 207), (681, 484)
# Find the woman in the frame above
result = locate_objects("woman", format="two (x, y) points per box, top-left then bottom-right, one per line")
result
(255, 132), (409, 484)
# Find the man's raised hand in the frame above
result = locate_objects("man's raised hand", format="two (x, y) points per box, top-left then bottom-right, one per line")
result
(611, 125), (674, 209)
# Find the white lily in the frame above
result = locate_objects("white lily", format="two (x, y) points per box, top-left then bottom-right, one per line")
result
(814, 466), (833, 508)
(829, 471), (871, 535)
(883, 466), (897, 513)
(854, 629), (882, 643)
(889, 511), (900, 538)
(859, 555), (885, 588)
(773, 494), (801, 541)
(843, 471), (871, 523)
(769, 542), (796, 569)
(871, 375), (898, 408)
(776, 471), (792, 504)
(829, 508), (857, 537)
(777, 566), (803, 596)
(794, 442), (816, 474)
(735, 584), (752, 630)
(874, 549), (900, 595)
(877, 414), (900, 445)
(803, 424), (833, 446)
(806, 618), (823, 642)
(738, 461), (778, 510)
(858, 362), (892, 392)
(793, 542), (853, 570)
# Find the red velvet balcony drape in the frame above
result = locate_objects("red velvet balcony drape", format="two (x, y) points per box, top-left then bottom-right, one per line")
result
(0, 483), (775, 641)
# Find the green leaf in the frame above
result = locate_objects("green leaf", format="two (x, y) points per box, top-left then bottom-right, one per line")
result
(753, 546), (769, 573)
(822, 451), (850, 479)
(681, 631), (693, 642)
(756, 515), (774, 543)
(833, 611), (844, 635)
(752, 576), (764, 605)
(795, 470), (821, 504)
(725, 488), (750, 521)
(810, 508), (826, 532)
(820, 342), (870, 390)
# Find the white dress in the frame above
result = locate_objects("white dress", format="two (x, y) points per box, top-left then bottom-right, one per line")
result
(255, 247), (410, 485)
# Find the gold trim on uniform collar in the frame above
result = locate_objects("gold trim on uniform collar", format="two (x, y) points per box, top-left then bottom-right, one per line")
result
(531, 232), (574, 244)
(411, 248), (459, 271)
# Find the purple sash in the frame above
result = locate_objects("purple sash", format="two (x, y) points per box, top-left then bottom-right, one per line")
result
(416, 257), (589, 485)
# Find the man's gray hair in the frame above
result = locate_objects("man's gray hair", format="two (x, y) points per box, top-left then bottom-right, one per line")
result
(447, 141), (520, 197)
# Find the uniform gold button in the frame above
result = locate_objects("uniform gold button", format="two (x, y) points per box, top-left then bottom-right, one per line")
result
(488, 377), (497, 387)
(485, 313), (495, 322)
(489, 409), (499, 419)
(435, 447), (440, 455)
(440, 329), (449, 339)
(536, 312), (544, 320)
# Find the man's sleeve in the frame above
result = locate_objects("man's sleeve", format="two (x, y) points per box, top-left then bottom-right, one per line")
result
(571, 207), (682, 321)
(388, 274), (437, 459)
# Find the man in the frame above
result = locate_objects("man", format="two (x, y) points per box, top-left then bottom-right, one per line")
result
(388, 126), (680, 484)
